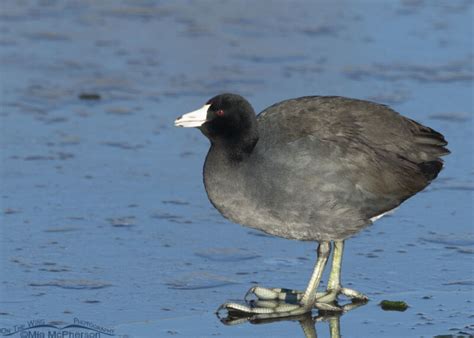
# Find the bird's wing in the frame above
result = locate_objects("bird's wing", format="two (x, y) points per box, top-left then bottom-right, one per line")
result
(257, 96), (449, 163)
(256, 96), (449, 219)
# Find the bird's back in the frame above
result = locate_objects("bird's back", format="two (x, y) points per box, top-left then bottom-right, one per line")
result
(248, 96), (449, 239)
(258, 96), (448, 164)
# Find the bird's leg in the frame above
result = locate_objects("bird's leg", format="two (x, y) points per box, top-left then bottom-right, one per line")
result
(316, 240), (368, 304)
(217, 242), (340, 320)
(244, 241), (367, 307)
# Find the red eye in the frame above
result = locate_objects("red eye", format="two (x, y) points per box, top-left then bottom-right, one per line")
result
(216, 109), (224, 117)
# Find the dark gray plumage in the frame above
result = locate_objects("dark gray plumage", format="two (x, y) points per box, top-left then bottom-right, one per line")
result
(198, 94), (448, 241)
(175, 93), (449, 319)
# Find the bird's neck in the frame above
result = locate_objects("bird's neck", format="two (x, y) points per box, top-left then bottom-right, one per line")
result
(212, 131), (259, 163)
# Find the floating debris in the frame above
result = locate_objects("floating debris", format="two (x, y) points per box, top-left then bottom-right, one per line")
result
(380, 300), (409, 311)
(78, 92), (101, 100)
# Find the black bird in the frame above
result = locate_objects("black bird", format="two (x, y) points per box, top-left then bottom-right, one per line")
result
(174, 94), (449, 319)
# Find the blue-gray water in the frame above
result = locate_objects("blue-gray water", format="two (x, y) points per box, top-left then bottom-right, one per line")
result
(0, 1), (473, 337)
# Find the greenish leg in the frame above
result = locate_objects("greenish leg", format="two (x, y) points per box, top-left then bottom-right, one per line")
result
(317, 240), (368, 303)
(244, 240), (368, 307)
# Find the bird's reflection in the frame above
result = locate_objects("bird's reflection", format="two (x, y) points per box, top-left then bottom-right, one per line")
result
(217, 300), (367, 338)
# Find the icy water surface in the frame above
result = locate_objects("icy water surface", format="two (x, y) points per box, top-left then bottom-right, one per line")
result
(0, 1), (473, 337)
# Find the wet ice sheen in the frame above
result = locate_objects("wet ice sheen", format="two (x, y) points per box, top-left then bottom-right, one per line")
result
(165, 272), (238, 290)
(29, 279), (112, 290)
(194, 248), (260, 262)
(0, 1), (472, 337)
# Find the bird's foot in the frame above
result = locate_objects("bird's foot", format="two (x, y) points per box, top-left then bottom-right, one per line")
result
(245, 286), (340, 311)
(316, 287), (368, 304)
(217, 299), (368, 326)
(246, 285), (367, 304)
(216, 286), (344, 322)
(216, 300), (309, 322)
(244, 286), (305, 303)
(217, 298), (342, 323)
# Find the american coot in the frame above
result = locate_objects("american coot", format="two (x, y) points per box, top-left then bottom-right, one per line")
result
(174, 94), (449, 319)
